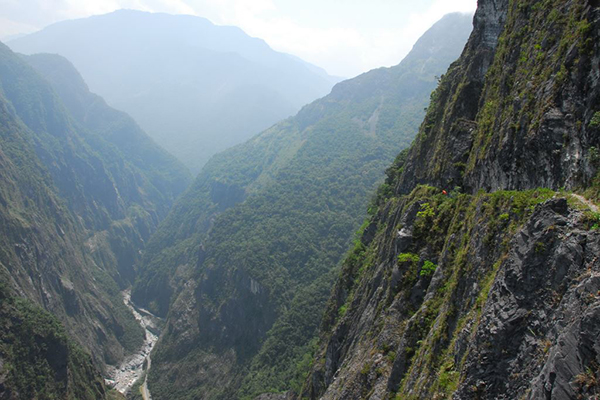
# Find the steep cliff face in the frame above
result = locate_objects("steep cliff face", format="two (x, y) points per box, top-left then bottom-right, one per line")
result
(398, 0), (599, 195)
(0, 279), (108, 399)
(0, 86), (137, 367)
(23, 53), (190, 202)
(23, 53), (191, 283)
(303, 1), (600, 399)
(0, 41), (190, 372)
(135, 13), (473, 400)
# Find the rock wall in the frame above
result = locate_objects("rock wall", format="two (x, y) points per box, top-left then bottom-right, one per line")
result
(302, 0), (600, 399)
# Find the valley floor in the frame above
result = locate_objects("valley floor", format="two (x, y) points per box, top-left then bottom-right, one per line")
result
(106, 290), (162, 397)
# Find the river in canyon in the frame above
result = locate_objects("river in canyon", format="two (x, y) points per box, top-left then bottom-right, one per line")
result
(105, 289), (161, 399)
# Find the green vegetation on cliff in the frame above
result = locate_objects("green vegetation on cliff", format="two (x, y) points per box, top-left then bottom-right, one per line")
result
(302, 0), (600, 399)
(20, 51), (191, 285)
(0, 278), (107, 399)
(304, 182), (559, 399)
(133, 13), (473, 400)
(0, 39), (190, 375)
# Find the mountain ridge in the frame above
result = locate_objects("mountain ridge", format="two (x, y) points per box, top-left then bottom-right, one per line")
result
(0, 39), (190, 396)
(8, 10), (342, 172)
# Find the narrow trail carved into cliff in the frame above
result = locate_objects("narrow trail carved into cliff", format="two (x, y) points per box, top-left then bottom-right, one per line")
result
(571, 193), (599, 213)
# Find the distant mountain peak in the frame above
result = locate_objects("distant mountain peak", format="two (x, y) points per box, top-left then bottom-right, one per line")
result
(9, 10), (341, 173)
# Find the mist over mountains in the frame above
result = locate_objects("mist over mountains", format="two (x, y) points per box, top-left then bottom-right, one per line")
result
(9, 10), (341, 173)
(0, 38), (190, 398)
(2, 2), (600, 400)
(130, 12), (473, 399)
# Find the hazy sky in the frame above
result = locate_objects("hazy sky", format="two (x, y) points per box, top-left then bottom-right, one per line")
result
(0, 0), (477, 77)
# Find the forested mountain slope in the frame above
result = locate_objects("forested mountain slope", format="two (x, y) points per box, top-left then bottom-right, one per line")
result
(0, 90), (118, 398)
(302, 0), (600, 399)
(23, 52), (191, 283)
(132, 13), (473, 400)
(0, 278), (109, 399)
(24, 53), (190, 201)
(9, 10), (341, 172)
(0, 40), (190, 390)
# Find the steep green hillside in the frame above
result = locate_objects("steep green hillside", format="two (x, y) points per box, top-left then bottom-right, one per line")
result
(0, 40), (189, 372)
(0, 278), (108, 399)
(0, 81), (139, 367)
(23, 53), (191, 283)
(0, 43), (191, 287)
(133, 13), (473, 400)
(24, 53), (190, 203)
(303, 0), (600, 399)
